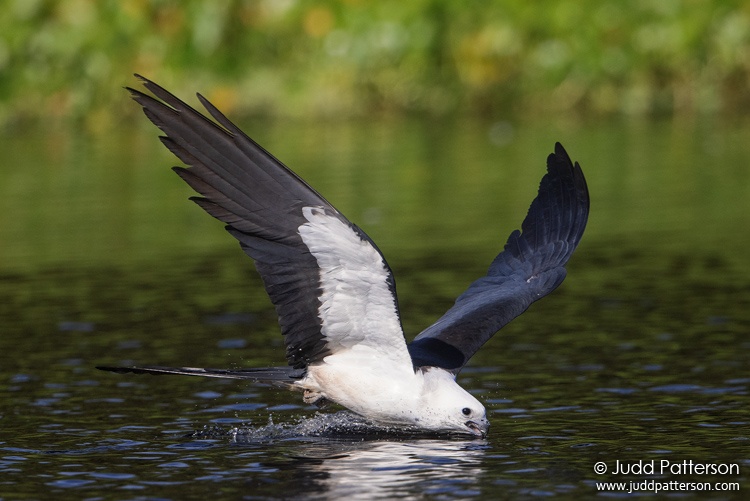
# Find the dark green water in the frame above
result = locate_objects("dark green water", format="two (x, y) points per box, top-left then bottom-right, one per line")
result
(1, 116), (749, 499)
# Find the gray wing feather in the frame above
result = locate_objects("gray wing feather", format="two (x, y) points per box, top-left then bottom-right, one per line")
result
(408, 143), (589, 373)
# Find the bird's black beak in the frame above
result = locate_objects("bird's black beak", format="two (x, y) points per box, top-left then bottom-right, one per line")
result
(465, 419), (489, 438)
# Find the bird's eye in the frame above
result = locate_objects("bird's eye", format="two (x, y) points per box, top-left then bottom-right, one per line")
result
(462, 407), (471, 416)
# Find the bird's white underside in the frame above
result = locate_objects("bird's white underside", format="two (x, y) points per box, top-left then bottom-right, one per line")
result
(295, 206), (486, 432)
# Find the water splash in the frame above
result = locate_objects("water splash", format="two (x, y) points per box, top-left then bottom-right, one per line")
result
(189, 411), (435, 442)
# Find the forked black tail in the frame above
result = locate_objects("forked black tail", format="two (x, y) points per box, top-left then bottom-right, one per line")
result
(96, 365), (304, 386)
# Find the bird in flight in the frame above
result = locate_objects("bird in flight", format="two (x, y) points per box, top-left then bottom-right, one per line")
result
(99, 75), (589, 438)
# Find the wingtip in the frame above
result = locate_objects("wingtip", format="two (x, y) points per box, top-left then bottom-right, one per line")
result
(551, 142), (573, 167)
(132, 73), (151, 89)
(125, 86), (144, 99)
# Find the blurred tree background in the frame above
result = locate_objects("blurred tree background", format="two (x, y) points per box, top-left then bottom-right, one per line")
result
(1, 0), (749, 129)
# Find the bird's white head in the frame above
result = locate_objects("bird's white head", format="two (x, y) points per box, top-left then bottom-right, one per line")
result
(417, 368), (489, 438)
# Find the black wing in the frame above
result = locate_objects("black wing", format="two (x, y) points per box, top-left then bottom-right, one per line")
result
(128, 75), (405, 370)
(408, 143), (589, 373)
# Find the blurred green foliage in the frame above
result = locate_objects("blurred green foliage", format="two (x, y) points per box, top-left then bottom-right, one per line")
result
(1, 0), (750, 127)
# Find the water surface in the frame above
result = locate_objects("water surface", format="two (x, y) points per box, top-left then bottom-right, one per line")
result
(1, 117), (749, 498)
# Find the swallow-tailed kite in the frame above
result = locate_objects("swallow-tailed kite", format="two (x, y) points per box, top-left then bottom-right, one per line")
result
(98, 76), (590, 438)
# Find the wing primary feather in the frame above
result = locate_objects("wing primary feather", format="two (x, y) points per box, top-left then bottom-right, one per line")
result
(126, 75), (410, 371)
(126, 77), (335, 368)
(408, 142), (589, 373)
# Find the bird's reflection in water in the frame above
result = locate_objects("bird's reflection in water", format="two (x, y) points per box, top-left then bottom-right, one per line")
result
(228, 411), (488, 498)
(285, 439), (487, 498)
